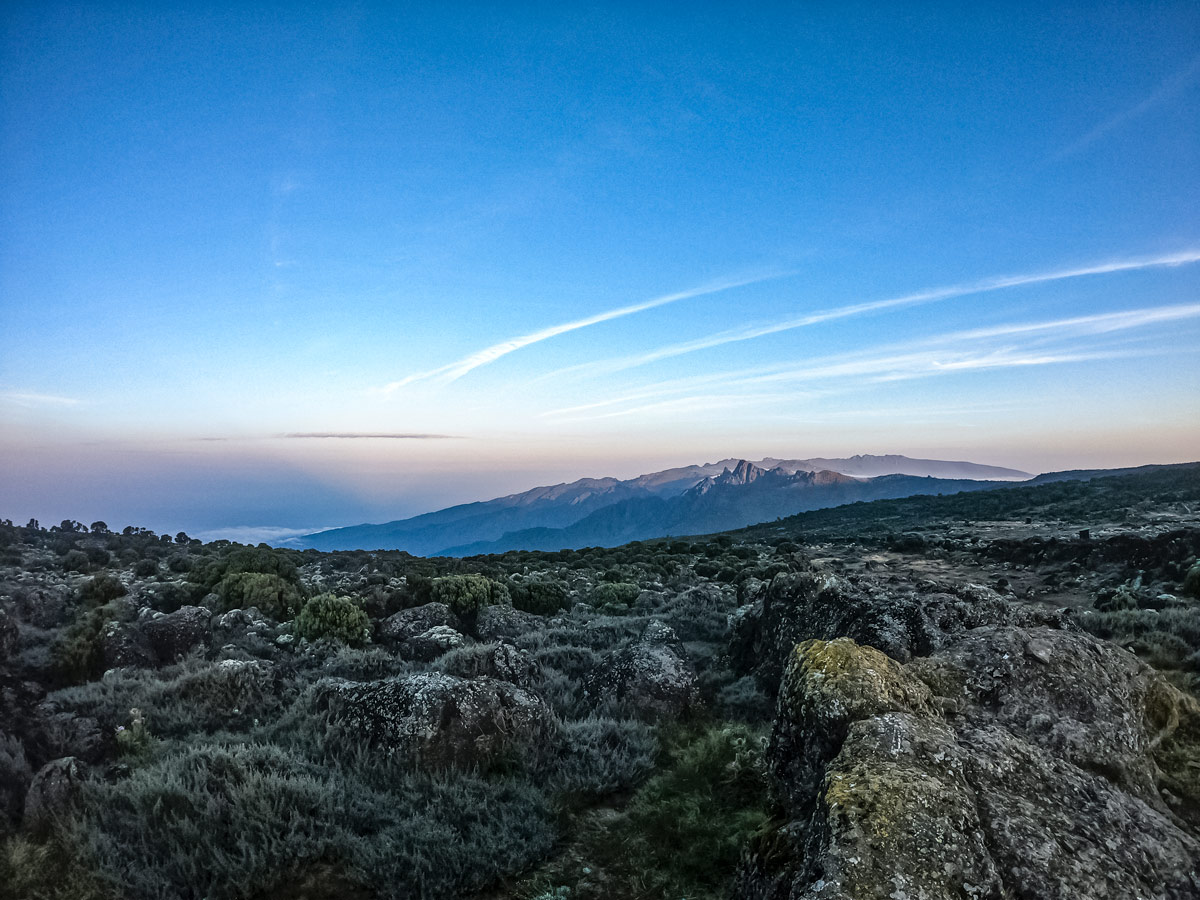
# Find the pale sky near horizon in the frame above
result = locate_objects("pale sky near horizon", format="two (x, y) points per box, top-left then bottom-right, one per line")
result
(2, 3), (1198, 538)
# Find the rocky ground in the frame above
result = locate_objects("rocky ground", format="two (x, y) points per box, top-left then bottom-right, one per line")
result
(0, 464), (1198, 899)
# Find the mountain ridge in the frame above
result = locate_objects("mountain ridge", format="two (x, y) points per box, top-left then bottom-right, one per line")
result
(291, 454), (1032, 555)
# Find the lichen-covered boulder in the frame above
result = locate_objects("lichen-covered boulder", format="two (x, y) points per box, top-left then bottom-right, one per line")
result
(588, 621), (697, 718)
(475, 605), (543, 641)
(378, 602), (454, 644)
(314, 672), (557, 768)
(100, 620), (154, 669)
(141, 605), (211, 663)
(0, 607), (18, 662)
(23, 757), (82, 833)
(730, 572), (1070, 689)
(738, 628), (1200, 900)
(400, 625), (467, 662)
(440, 641), (539, 687)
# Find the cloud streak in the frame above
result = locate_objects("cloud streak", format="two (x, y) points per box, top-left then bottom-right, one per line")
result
(1053, 54), (1200, 160)
(545, 250), (1200, 381)
(379, 272), (783, 393)
(543, 299), (1200, 421)
(1, 391), (81, 408)
(281, 432), (460, 439)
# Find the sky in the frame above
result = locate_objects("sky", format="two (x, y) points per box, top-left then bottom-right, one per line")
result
(2, 3), (1198, 540)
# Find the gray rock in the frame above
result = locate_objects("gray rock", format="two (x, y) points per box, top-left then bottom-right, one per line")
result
(0, 607), (18, 662)
(440, 641), (539, 686)
(141, 605), (211, 663)
(100, 620), (154, 669)
(729, 572), (1071, 690)
(315, 672), (557, 768)
(23, 757), (82, 832)
(400, 625), (467, 662)
(588, 621), (697, 717)
(737, 628), (1200, 900)
(475, 604), (543, 641)
(378, 602), (454, 644)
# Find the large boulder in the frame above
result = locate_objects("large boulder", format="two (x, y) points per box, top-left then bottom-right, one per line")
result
(730, 572), (1070, 690)
(0, 607), (18, 662)
(23, 757), (82, 833)
(587, 621), (697, 718)
(141, 605), (211, 663)
(378, 602), (455, 644)
(399, 625), (467, 662)
(440, 641), (539, 687)
(475, 605), (543, 641)
(100, 620), (154, 669)
(314, 673), (557, 768)
(737, 628), (1200, 900)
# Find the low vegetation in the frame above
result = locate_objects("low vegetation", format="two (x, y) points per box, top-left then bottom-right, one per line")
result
(0, 464), (1197, 898)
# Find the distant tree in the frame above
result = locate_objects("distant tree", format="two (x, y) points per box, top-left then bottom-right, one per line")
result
(90, 521), (109, 533)
(175, 532), (190, 545)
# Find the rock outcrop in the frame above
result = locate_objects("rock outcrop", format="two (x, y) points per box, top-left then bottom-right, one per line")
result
(730, 572), (1070, 689)
(314, 672), (557, 768)
(377, 602), (455, 645)
(737, 628), (1200, 900)
(587, 621), (697, 717)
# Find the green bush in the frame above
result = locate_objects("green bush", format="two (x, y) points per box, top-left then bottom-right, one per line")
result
(510, 579), (569, 616)
(294, 594), (370, 646)
(430, 574), (507, 620)
(215, 572), (304, 619)
(62, 550), (90, 574)
(48, 742), (556, 900)
(1183, 560), (1200, 599)
(52, 602), (124, 685)
(77, 574), (126, 606)
(588, 582), (639, 611)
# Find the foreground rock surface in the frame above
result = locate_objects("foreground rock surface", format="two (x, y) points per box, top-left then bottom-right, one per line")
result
(314, 672), (557, 768)
(738, 628), (1200, 900)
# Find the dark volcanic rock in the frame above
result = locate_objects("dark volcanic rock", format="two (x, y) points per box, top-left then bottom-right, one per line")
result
(730, 572), (1070, 690)
(475, 604), (543, 641)
(0, 607), (18, 662)
(588, 621), (697, 717)
(23, 756), (82, 833)
(314, 672), (557, 768)
(141, 605), (211, 663)
(737, 628), (1200, 900)
(378, 602), (455, 644)
(100, 620), (154, 669)
(399, 625), (467, 662)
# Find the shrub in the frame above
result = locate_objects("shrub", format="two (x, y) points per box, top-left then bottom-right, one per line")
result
(52, 602), (124, 685)
(510, 579), (569, 616)
(588, 582), (640, 611)
(430, 575), (507, 621)
(62, 550), (90, 574)
(54, 742), (556, 900)
(215, 572), (304, 619)
(77, 574), (126, 606)
(548, 717), (657, 800)
(132, 559), (158, 578)
(294, 594), (370, 646)
(1183, 560), (1200, 599)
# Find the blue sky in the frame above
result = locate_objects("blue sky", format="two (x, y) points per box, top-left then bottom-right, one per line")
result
(2, 3), (1198, 537)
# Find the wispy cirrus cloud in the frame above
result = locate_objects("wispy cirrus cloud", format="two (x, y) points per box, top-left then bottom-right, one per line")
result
(1, 391), (81, 408)
(1052, 54), (1200, 161)
(543, 299), (1200, 421)
(542, 250), (1200, 382)
(378, 271), (785, 394)
(281, 432), (461, 439)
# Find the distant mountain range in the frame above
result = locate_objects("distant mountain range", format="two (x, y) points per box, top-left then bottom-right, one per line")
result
(291, 454), (1032, 555)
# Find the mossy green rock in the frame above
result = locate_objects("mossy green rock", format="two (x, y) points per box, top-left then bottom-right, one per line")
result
(740, 629), (1200, 900)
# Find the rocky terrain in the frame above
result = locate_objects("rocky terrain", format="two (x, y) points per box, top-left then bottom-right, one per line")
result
(0, 463), (1198, 899)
